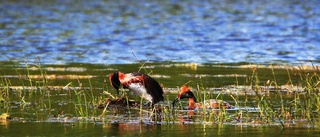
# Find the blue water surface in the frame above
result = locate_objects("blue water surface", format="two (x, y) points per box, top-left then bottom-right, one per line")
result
(0, 0), (319, 65)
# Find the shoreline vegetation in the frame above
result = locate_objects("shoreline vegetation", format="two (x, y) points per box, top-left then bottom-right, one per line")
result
(0, 61), (319, 128)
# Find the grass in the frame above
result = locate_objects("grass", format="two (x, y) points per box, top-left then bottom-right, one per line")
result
(294, 67), (320, 126)
(0, 69), (10, 114)
(0, 60), (319, 128)
(241, 65), (320, 128)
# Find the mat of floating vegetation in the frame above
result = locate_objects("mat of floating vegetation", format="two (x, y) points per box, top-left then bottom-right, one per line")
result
(97, 97), (140, 109)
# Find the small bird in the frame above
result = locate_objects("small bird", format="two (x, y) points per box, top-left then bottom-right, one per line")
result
(109, 71), (164, 104)
(172, 85), (233, 110)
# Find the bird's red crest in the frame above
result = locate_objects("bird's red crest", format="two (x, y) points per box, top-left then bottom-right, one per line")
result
(178, 85), (191, 98)
(181, 85), (191, 93)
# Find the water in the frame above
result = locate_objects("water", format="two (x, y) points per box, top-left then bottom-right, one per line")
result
(1, 0), (319, 65)
(1, 122), (319, 136)
(1, 0), (320, 136)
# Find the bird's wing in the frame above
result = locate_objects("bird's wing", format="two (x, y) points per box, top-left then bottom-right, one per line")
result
(124, 72), (164, 104)
(142, 74), (164, 104)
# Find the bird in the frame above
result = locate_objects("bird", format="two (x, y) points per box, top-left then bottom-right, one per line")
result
(172, 85), (233, 110)
(109, 71), (164, 105)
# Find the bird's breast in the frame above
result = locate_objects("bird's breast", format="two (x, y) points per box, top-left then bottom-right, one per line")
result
(128, 83), (153, 102)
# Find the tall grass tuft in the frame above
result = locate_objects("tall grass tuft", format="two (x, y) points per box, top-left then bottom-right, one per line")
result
(72, 77), (98, 119)
(249, 67), (285, 127)
(0, 71), (11, 113)
(294, 67), (319, 126)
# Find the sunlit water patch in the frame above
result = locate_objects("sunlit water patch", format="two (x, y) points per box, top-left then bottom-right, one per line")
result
(0, 0), (320, 65)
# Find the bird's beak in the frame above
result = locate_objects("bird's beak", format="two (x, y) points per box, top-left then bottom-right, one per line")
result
(172, 97), (180, 109)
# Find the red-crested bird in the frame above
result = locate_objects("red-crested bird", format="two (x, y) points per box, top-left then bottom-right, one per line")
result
(172, 85), (233, 110)
(109, 71), (164, 104)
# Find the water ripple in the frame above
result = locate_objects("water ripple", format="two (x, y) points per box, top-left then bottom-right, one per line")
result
(0, 0), (319, 65)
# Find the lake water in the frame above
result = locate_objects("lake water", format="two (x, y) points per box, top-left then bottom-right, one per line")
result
(0, 0), (319, 65)
(2, 122), (320, 136)
(1, 0), (320, 136)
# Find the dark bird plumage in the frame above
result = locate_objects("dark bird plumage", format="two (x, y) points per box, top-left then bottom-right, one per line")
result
(109, 71), (164, 104)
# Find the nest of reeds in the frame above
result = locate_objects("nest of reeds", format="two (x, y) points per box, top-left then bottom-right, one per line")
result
(97, 96), (139, 109)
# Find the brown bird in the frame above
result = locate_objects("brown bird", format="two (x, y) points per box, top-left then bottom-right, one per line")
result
(172, 85), (233, 110)
(109, 71), (164, 104)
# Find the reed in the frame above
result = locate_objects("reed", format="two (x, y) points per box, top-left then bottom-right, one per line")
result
(72, 78), (98, 118)
(249, 66), (286, 127)
(0, 72), (11, 113)
(1, 59), (320, 127)
(294, 67), (319, 125)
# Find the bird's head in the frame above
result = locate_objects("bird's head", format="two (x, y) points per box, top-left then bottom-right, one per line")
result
(172, 85), (197, 108)
(109, 71), (121, 91)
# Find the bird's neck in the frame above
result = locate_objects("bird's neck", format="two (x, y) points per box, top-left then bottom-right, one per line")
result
(118, 72), (126, 82)
(188, 98), (196, 110)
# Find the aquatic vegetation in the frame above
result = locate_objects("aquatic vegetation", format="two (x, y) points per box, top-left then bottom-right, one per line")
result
(0, 113), (10, 121)
(0, 61), (319, 129)
(293, 67), (320, 126)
